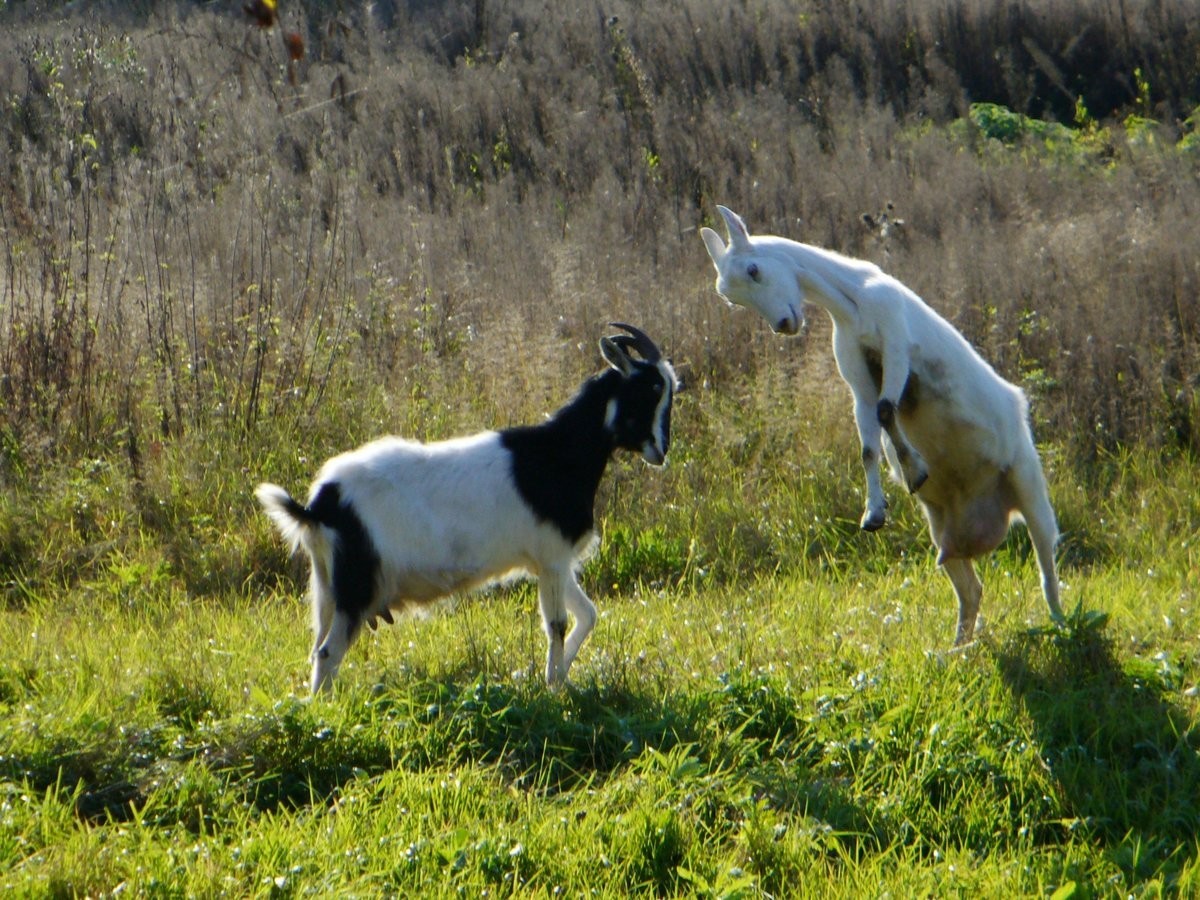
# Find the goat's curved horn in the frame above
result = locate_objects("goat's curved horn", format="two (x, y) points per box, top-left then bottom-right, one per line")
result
(607, 322), (662, 363)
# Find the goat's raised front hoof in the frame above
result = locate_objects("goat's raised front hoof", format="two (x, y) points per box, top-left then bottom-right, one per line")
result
(908, 469), (928, 494)
(860, 508), (887, 532)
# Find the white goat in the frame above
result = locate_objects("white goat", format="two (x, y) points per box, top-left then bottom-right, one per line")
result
(701, 206), (1063, 644)
(257, 324), (677, 692)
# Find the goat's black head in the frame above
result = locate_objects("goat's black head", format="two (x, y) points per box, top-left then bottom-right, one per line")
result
(599, 323), (677, 466)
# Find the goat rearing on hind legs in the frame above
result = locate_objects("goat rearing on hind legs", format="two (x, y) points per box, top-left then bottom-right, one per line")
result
(701, 205), (1063, 646)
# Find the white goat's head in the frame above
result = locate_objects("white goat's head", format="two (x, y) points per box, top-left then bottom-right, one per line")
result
(700, 205), (805, 335)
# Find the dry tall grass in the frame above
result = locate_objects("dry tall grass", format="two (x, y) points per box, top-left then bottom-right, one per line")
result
(1, 0), (1198, 482)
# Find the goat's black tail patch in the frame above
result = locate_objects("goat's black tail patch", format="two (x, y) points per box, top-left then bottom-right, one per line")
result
(276, 491), (313, 524)
(307, 482), (381, 622)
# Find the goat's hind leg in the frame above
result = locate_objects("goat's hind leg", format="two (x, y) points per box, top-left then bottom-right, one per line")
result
(308, 566), (366, 693)
(306, 572), (339, 692)
(311, 607), (360, 693)
(309, 567), (335, 653)
(942, 557), (984, 646)
(1010, 456), (1064, 625)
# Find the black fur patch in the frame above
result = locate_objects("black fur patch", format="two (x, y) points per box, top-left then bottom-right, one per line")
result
(863, 348), (919, 414)
(877, 398), (896, 428)
(306, 482), (380, 623)
(610, 366), (672, 458)
(500, 373), (618, 544)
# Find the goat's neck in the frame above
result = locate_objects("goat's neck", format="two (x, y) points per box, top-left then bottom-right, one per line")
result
(542, 373), (620, 485)
(503, 372), (618, 500)
(777, 239), (863, 327)
(498, 372), (622, 545)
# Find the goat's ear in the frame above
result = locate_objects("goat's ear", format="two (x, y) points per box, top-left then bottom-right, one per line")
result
(717, 205), (752, 251)
(700, 226), (726, 267)
(715, 207), (753, 254)
(599, 336), (635, 376)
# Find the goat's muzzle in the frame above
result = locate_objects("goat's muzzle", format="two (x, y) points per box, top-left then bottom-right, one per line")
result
(642, 442), (667, 466)
(774, 313), (801, 335)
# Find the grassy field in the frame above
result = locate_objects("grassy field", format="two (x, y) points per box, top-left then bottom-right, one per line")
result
(3, 424), (1199, 896)
(3, 0), (1200, 896)
(2, 562), (1199, 896)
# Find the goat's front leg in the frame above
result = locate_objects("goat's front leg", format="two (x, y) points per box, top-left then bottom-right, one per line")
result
(852, 396), (889, 532)
(876, 400), (927, 493)
(560, 574), (597, 679)
(537, 575), (569, 688)
(873, 336), (928, 496)
(836, 337), (890, 531)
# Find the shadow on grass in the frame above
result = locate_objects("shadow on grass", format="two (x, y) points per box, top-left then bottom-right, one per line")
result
(357, 671), (697, 795)
(2, 662), (856, 845)
(996, 610), (1200, 884)
(0, 671), (704, 826)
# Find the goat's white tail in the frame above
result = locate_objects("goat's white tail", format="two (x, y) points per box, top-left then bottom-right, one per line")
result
(255, 483), (317, 555)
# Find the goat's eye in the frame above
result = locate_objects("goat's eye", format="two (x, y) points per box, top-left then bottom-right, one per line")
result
(747, 263), (761, 282)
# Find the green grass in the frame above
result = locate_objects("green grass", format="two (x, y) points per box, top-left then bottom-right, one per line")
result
(3, 4), (1200, 894)
(3, 389), (1199, 897)
(3, 503), (1199, 896)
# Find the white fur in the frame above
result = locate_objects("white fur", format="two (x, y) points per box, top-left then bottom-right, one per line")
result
(701, 206), (1063, 644)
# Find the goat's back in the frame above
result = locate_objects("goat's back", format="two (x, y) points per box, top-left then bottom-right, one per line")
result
(312, 434), (573, 583)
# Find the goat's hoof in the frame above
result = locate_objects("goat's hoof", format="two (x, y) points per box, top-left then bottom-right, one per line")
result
(946, 639), (977, 658)
(860, 509), (886, 532)
(952, 620), (982, 648)
(908, 470), (928, 494)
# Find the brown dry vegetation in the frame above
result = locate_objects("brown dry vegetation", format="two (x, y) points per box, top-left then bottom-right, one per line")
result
(5, 6), (1200, 893)
(0, 0), (1198, 590)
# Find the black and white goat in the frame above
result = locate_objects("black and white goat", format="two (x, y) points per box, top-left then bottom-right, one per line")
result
(256, 324), (677, 692)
